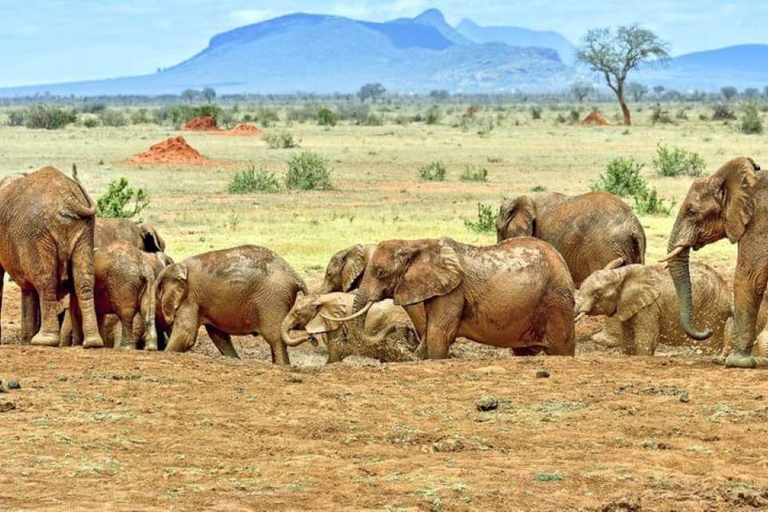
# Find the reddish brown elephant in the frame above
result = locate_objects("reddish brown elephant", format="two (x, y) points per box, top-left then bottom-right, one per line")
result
(663, 156), (765, 368)
(329, 237), (575, 359)
(156, 245), (307, 363)
(95, 218), (165, 252)
(0, 167), (102, 348)
(320, 244), (376, 294)
(495, 191), (646, 287)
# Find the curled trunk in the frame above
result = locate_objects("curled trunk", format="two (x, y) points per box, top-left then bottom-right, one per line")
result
(667, 247), (713, 340)
(280, 317), (309, 347)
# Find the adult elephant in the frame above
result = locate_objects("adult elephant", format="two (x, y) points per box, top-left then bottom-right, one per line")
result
(95, 218), (165, 252)
(320, 244), (375, 294)
(495, 191), (646, 287)
(663, 156), (764, 368)
(156, 245), (306, 364)
(0, 166), (102, 348)
(328, 237), (575, 359)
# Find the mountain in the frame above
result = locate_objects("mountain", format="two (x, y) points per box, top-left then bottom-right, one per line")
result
(0, 10), (572, 96)
(639, 45), (768, 90)
(456, 19), (577, 64)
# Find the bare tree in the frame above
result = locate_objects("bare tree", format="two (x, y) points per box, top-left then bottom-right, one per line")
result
(201, 87), (217, 104)
(721, 86), (738, 101)
(570, 82), (594, 103)
(626, 82), (649, 102)
(181, 89), (199, 104)
(577, 26), (670, 125)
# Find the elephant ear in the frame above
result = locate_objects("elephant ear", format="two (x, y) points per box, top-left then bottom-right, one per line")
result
(141, 224), (166, 252)
(601, 258), (626, 271)
(714, 157), (758, 243)
(306, 295), (347, 334)
(341, 245), (367, 292)
(394, 240), (463, 306)
(616, 267), (661, 322)
(159, 264), (188, 325)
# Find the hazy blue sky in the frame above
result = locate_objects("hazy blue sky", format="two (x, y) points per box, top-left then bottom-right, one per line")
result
(1, 0), (765, 86)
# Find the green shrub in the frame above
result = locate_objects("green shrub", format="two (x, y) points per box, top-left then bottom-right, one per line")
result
(530, 106), (542, 120)
(418, 161), (447, 181)
(530, 185), (547, 192)
(228, 166), (281, 194)
(569, 110), (580, 123)
(653, 144), (706, 177)
(6, 111), (24, 127)
(98, 109), (127, 127)
(459, 165), (489, 182)
(711, 104), (736, 121)
(264, 131), (300, 149)
(633, 188), (674, 216)
(24, 105), (77, 129)
(96, 178), (150, 220)
(740, 102), (764, 134)
(464, 203), (495, 233)
(650, 105), (673, 124)
(425, 106), (441, 125)
(357, 114), (383, 126)
(130, 109), (152, 125)
(592, 158), (647, 197)
(317, 107), (337, 127)
(168, 105), (222, 126)
(82, 117), (100, 128)
(285, 152), (333, 190)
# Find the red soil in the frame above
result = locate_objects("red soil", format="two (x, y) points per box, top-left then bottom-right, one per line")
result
(130, 136), (211, 165)
(183, 116), (221, 132)
(222, 124), (263, 136)
(581, 111), (610, 126)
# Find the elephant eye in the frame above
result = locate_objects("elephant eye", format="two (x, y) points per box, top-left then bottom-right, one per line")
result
(595, 291), (603, 299)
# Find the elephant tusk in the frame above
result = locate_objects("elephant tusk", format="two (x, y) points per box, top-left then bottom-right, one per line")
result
(658, 246), (685, 263)
(320, 301), (373, 323)
(574, 312), (586, 323)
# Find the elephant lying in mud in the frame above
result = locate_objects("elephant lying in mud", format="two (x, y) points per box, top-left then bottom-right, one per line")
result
(327, 237), (575, 359)
(575, 261), (731, 355)
(156, 245), (307, 364)
(495, 191), (646, 287)
(281, 292), (420, 363)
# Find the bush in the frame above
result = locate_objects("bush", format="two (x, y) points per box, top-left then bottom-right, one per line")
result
(459, 165), (489, 182)
(740, 102), (764, 134)
(130, 108), (152, 125)
(357, 114), (383, 126)
(592, 158), (647, 198)
(633, 188), (674, 216)
(530, 106), (542, 120)
(317, 107), (337, 127)
(228, 166), (281, 193)
(96, 178), (150, 220)
(650, 105), (673, 124)
(98, 109), (127, 127)
(24, 105), (76, 129)
(530, 185), (547, 192)
(6, 111), (24, 127)
(285, 152), (333, 190)
(82, 117), (100, 128)
(418, 162), (447, 181)
(653, 144), (706, 177)
(264, 131), (300, 149)
(464, 203), (495, 233)
(425, 106), (441, 125)
(711, 104), (736, 121)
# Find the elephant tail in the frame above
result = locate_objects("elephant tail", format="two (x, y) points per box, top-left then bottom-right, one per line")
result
(67, 164), (97, 218)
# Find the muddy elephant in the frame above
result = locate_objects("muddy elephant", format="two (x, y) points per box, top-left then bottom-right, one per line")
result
(495, 191), (646, 286)
(663, 157), (766, 368)
(156, 245), (307, 363)
(320, 244), (376, 294)
(281, 292), (420, 363)
(95, 218), (166, 252)
(328, 237), (575, 359)
(0, 167), (102, 348)
(575, 261), (731, 355)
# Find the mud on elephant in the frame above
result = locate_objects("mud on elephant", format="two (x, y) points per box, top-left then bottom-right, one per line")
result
(328, 237), (575, 359)
(95, 218), (166, 253)
(281, 292), (420, 363)
(575, 261), (731, 355)
(663, 157), (766, 368)
(156, 245), (307, 364)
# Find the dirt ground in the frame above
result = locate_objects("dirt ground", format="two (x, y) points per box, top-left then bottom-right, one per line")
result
(2, 285), (768, 511)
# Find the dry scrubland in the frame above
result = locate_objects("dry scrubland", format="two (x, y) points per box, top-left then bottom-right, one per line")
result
(1, 103), (768, 510)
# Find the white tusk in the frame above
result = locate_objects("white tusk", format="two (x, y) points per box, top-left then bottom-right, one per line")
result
(658, 246), (685, 263)
(574, 312), (586, 323)
(320, 301), (373, 323)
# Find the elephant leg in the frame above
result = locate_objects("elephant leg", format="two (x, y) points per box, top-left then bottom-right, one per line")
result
(30, 274), (62, 347)
(726, 258), (768, 368)
(97, 315), (113, 349)
(0, 267), (4, 342)
(261, 322), (290, 366)
(141, 279), (158, 351)
(71, 241), (102, 349)
(58, 308), (73, 347)
(205, 325), (239, 359)
(542, 298), (576, 356)
(423, 299), (460, 360)
(629, 314), (659, 356)
(117, 313), (137, 350)
(20, 289), (40, 344)
(404, 304), (427, 342)
(68, 291), (85, 347)
(165, 305), (199, 353)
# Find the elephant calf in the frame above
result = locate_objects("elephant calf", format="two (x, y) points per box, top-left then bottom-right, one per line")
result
(575, 262), (731, 355)
(281, 292), (420, 363)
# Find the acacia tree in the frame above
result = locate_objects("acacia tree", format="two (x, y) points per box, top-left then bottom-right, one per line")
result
(577, 26), (670, 125)
(626, 82), (649, 102)
(570, 82), (594, 103)
(358, 83), (386, 103)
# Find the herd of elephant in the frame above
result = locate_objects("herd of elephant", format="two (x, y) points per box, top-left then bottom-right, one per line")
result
(1, 156), (767, 368)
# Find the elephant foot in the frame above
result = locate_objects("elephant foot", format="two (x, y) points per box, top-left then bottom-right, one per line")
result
(30, 332), (61, 347)
(145, 343), (158, 352)
(725, 352), (757, 369)
(82, 336), (104, 349)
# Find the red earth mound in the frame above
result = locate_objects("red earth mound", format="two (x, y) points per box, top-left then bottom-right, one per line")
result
(183, 116), (221, 131)
(581, 111), (610, 126)
(131, 136), (211, 165)
(222, 123), (264, 136)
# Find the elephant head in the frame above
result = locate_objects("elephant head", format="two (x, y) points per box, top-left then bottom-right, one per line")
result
(140, 224), (166, 253)
(575, 261), (660, 323)
(496, 196), (537, 241)
(320, 244), (373, 294)
(156, 263), (188, 328)
(663, 157), (759, 340)
(281, 292), (357, 348)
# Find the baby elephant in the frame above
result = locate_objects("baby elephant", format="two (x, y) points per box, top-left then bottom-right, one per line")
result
(281, 292), (420, 363)
(575, 262), (731, 355)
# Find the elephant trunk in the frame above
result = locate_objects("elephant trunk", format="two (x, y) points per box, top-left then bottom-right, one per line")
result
(667, 246), (713, 340)
(351, 291), (371, 337)
(281, 316), (310, 347)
